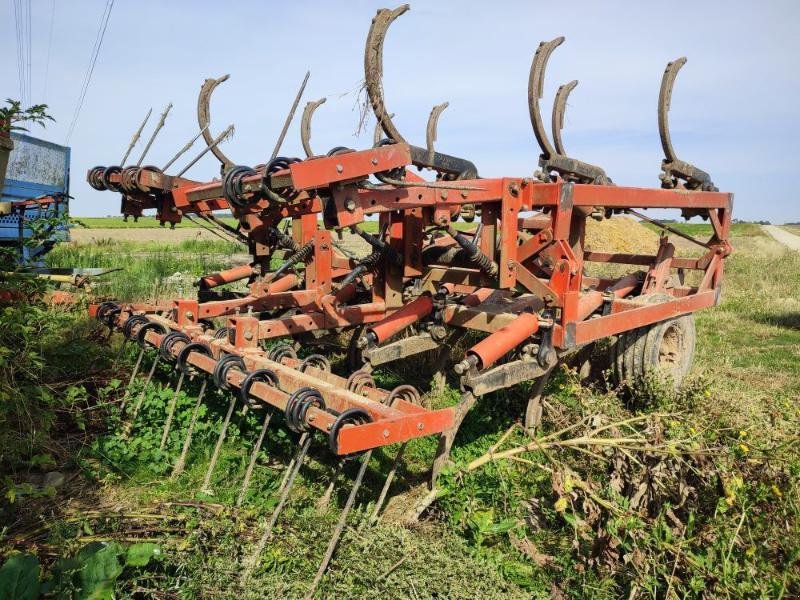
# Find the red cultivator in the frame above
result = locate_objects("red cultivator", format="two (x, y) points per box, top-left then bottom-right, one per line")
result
(86, 4), (731, 594)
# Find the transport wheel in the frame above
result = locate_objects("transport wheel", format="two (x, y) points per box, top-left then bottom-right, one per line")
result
(612, 294), (671, 385)
(642, 313), (695, 387)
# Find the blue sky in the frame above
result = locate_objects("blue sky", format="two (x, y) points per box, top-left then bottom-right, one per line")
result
(2, 0), (798, 221)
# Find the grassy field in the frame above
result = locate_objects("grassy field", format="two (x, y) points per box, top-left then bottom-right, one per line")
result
(2, 225), (798, 598)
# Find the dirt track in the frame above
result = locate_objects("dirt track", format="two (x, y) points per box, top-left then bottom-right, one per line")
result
(763, 225), (800, 251)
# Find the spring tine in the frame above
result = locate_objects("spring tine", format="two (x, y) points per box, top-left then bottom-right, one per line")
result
(236, 411), (272, 507)
(171, 377), (208, 479)
(111, 338), (129, 370)
(528, 36), (564, 160)
(278, 431), (309, 493)
(426, 101), (449, 163)
(269, 71), (310, 162)
(136, 102), (173, 166)
(241, 433), (313, 585)
(200, 394), (238, 494)
(300, 97), (326, 158)
(126, 354), (161, 428)
(364, 5), (410, 144)
(120, 108), (152, 165)
(552, 80), (578, 157)
(305, 450), (373, 599)
(119, 347), (145, 413)
(373, 112), (394, 146)
(160, 371), (185, 450)
(368, 443), (406, 526)
(176, 124), (235, 178)
(315, 460), (344, 513)
(161, 125), (209, 172)
(197, 74), (235, 169)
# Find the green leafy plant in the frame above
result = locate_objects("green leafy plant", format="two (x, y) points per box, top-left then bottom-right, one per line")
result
(0, 98), (54, 134)
(1, 541), (164, 598)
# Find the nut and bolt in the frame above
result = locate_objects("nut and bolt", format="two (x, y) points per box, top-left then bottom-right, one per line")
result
(336, 164), (344, 174)
(244, 331), (253, 341)
(344, 197), (356, 212)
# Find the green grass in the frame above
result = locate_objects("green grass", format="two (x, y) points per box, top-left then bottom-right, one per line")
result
(3, 223), (798, 598)
(641, 221), (764, 238)
(72, 216), (239, 229)
(45, 238), (244, 300)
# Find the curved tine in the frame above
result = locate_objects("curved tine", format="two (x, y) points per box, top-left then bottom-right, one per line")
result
(658, 57), (687, 164)
(426, 101), (449, 162)
(197, 74), (235, 169)
(373, 112), (394, 146)
(300, 97), (327, 158)
(364, 4), (410, 144)
(528, 36), (565, 160)
(551, 80), (577, 157)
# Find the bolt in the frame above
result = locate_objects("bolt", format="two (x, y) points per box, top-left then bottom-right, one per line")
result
(244, 331), (253, 341)
(344, 197), (356, 212)
(440, 190), (448, 200)
(371, 157), (378, 165)
(417, 423), (424, 431)
(461, 190), (468, 199)
(184, 311), (193, 319)
(383, 429), (390, 438)
(509, 183), (520, 196)
(336, 164), (344, 174)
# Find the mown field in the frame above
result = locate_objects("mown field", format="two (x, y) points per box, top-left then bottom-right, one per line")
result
(0, 224), (797, 598)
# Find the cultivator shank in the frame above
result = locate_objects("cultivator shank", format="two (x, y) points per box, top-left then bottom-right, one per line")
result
(86, 4), (732, 594)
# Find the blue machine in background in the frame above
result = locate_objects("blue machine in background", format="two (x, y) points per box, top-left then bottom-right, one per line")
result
(0, 133), (70, 265)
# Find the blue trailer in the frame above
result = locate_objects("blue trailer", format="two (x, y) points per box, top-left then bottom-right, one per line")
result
(0, 133), (70, 265)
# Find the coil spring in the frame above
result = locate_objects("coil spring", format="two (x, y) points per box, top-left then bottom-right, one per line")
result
(373, 138), (406, 181)
(120, 166), (140, 193)
(102, 166), (123, 192)
(261, 156), (302, 204)
(88, 166), (107, 190)
(355, 228), (402, 266)
(284, 387), (325, 433)
(271, 239), (314, 279)
(337, 248), (383, 288)
(268, 226), (301, 253)
(450, 229), (498, 278)
(223, 165), (258, 208)
(136, 165), (163, 193)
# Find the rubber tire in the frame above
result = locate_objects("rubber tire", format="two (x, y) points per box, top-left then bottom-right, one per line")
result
(642, 313), (696, 388)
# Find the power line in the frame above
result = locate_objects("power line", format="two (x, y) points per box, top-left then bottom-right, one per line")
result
(26, 0), (31, 106)
(64, 0), (114, 144)
(42, 0), (55, 103)
(11, 0), (25, 104)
